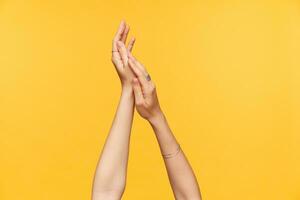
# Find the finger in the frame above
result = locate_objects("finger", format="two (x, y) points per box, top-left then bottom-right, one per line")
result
(127, 37), (136, 52)
(128, 57), (149, 90)
(127, 51), (148, 75)
(121, 24), (130, 43)
(128, 53), (156, 88)
(112, 20), (126, 51)
(117, 41), (128, 67)
(132, 78), (144, 105)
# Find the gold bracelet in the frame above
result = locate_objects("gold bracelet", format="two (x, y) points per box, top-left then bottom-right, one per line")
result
(162, 144), (181, 159)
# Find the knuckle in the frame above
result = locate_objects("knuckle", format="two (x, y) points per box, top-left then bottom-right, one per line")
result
(151, 82), (156, 89)
(149, 84), (156, 93)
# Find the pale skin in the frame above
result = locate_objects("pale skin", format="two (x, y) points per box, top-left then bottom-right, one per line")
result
(92, 21), (201, 200)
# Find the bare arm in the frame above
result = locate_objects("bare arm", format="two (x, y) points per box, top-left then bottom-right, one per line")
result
(92, 88), (134, 200)
(92, 21), (136, 200)
(128, 52), (202, 200)
(149, 114), (201, 200)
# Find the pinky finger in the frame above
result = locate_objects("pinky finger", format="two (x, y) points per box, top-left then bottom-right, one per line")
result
(127, 37), (136, 52)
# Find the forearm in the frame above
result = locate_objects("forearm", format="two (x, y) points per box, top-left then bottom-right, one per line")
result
(92, 87), (134, 198)
(149, 113), (201, 200)
(126, 39), (201, 199)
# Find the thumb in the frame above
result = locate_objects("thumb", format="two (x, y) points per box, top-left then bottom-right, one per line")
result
(132, 78), (144, 105)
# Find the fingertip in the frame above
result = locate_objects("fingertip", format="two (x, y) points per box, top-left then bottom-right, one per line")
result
(118, 20), (125, 30)
(130, 38), (136, 46)
(128, 37), (135, 46)
(126, 24), (130, 30)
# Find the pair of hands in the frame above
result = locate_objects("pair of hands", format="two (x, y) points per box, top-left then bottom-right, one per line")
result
(111, 21), (163, 122)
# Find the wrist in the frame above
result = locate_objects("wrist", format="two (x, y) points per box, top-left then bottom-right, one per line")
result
(121, 79), (132, 89)
(121, 85), (133, 99)
(148, 110), (165, 127)
(121, 84), (132, 93)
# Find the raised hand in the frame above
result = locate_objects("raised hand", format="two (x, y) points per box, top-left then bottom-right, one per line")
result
(92, 21), (201, 200)
(128, 51), (201, 200)
(127, 51), (163, 122)
(112, 21), (136, 88)
(92, 21), (137, 200)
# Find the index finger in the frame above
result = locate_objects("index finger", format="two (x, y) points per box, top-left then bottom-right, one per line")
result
(112, 21), (126, 51)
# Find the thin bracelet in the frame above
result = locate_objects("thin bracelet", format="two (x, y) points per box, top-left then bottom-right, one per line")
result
(162, 144), (181, 159)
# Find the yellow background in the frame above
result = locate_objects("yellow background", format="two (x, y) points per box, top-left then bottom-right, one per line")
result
(0, 0), (299, 199)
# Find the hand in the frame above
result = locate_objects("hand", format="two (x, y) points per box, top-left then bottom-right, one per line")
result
(112, 21), (136, 89)
(127, 52), (163, 122)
